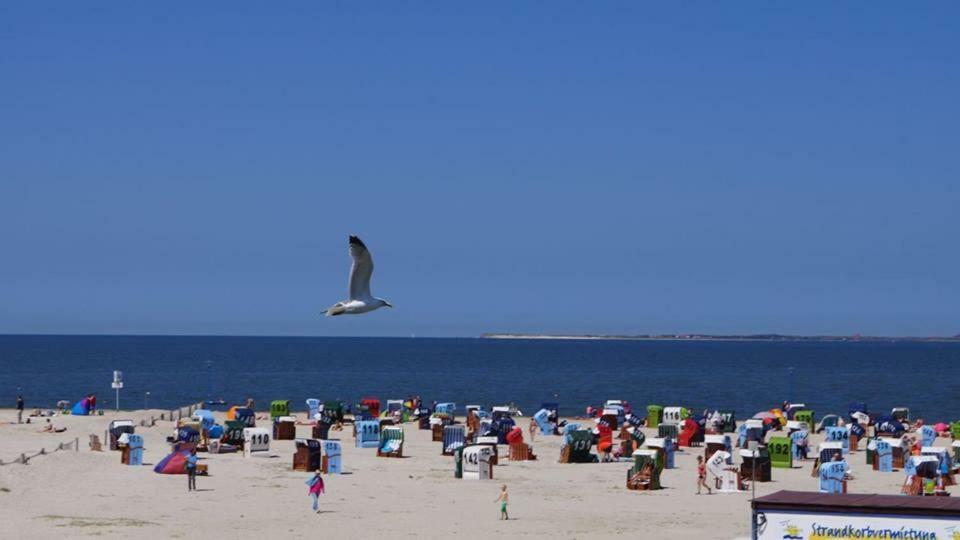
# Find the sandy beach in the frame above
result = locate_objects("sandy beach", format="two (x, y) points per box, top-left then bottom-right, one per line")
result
(0, 407), (935, 540)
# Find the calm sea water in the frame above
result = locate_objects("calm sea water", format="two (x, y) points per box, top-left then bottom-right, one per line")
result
(2, 335), (959, 421)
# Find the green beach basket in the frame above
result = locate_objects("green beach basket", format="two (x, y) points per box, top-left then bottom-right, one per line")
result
(768, 436), (792, 469)
(567, 430), (595, 463)
(223, 420), (245, 446)
(794, 410), (815, 429)
(658, 424), (679, 440)
(629, 450), (661, 490)
(270, 400), (290, 420)
(647, 405), (664, 429)
(719, 410), (737, 433)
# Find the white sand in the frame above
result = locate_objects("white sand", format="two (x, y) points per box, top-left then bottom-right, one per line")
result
(0, 409), (938, 539)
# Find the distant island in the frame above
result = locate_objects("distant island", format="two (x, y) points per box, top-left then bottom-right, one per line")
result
(480, 333), (960, 343)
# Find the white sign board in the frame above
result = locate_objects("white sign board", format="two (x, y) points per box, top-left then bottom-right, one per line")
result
(757, 510), (960, 540)
(243, 427), (270, 456)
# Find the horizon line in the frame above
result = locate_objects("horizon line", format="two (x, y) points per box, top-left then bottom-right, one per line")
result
(1, 331), (958, 342)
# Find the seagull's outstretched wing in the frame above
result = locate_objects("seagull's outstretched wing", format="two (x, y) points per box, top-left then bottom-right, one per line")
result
(348, 235), (374, 301)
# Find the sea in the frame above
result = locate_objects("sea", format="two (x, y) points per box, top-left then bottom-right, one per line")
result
(2, 335), (959, 422)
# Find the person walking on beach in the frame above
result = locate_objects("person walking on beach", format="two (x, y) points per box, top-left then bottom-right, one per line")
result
(306, 470), (325, 513)
(696, 456), (712, 495)
(16, 395), (24, 424)
(528, 417), (537, 442)
(186, 449), (198, 492)
(494, 484), (509, 520)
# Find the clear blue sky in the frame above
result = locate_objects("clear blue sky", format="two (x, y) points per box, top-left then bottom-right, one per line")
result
(2, 3), (957, 337)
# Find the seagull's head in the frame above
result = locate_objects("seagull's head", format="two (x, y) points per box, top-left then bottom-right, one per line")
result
(376, 298), (393, 309)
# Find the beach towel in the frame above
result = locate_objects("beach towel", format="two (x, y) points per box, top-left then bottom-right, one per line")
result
(381, 439), (401, 453)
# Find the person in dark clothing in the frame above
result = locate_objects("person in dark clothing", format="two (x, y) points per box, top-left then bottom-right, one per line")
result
(186, 449), (198, 491)
(16, 395), (24, 424)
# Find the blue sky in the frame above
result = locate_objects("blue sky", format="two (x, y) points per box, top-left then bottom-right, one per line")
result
(1, 2), (957, 337)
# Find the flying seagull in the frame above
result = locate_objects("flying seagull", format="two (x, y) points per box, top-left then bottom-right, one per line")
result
(325, 235), (393, 316)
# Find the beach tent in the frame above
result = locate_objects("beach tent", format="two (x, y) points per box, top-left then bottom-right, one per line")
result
(891, 407), (910, 422)
(234, 407), (255, 427)
(71, 397), (91, 416)
(323, 440), (342, 473)
(707, 450), (741, 492)
(306, 399), (321, 419)
(848, 402), (867, 418)
(740, 419), (765, 447)
(704, 434), (732, 462)
(625, 413), (644, 428)
(785, 403), (806, 420)
(874, 439), (894, 472)
(177, 426), (200, 444)
(905, 456), (940, 478)
(242, 427), (270, 457)
(619, 426), (646, 456)
(360, 398), (381, 419)
(192, 410), (215, 432)
(108, 420), (135, 450)
(717, 410), (736, 433)
(378, 426), (404, 458)
(273, 416), (297, 440)
(920, 425), (937, 447)
(814, 414), (839, 433)
(626, 449), (661, 490)
(794, 410), (815, 429)
(435, 402), (456, 416)
(355, 420), (380, 449)
(491, 406), (511, 422)
(789, 429), (809, 461)
(646, 437), (675, 469)
(740, 447), (771, 482)
(154, 449), (191, 474)
(562, 430), (596, 463)
(658, 423), (679, 440)
(322, 401), (344, 423)
(874, 415), (906, 437)
(678, 418), (704, 447)
(461, 444), (494, 480)
(850, 411), (870, 427)
(270, 400), (290, 420)
(293, 438), (323, 471)
(921, 447), (951, 479)
(540, 402), (559, 433)
(768, 436), (792, 469)
(646, 405), (663, 429)
(951, 422), (960, 440)
(442, 424), (466, 456)
(818, 460), (848, 494)
(534, 409), (552, 436)
(222, 420), (245, 447)
(491, 417), (516, 444)
(475, 435), (499, 465)
(903, 455), (940, 495)
(817, 441), (844, 464)
(124, 433), (144, 466)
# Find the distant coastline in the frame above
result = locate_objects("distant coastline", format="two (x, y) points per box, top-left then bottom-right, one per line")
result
(480, 333), (960, 343)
